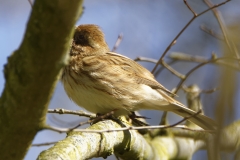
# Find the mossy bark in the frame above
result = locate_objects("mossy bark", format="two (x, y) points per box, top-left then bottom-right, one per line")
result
(0, 0), (83, 159)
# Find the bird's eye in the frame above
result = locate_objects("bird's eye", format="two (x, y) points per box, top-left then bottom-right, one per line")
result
(74, 31), (90, 46)
(74, 33), (85, 45)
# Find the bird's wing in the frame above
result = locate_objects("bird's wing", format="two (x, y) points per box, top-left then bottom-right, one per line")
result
(107, 52), (176, 95)
(82, 52), (175, 96)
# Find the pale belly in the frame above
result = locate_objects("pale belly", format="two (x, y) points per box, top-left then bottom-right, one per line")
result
(62, 69), (170, 116)
(62, 74), (131, 116)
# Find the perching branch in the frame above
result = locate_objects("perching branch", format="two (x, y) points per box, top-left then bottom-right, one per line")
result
(38, 84), (240, 159)
(38, 119), (208, 159)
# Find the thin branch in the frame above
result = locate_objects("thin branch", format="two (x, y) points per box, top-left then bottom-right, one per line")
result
(151, 0), (231, 74)
(48, 108), (96, 118)
(169, 52), (209, 63)
(134, 57), (158, 63)
(48, 109), (96, 128)
(182, 85), (218, 94)
(169, 52), (240, 72)
(111, 33), (123, 52)
(197, 0), (230, 17)
(135, 52), (239, 96)
(173, 56), (240, 94)
(43, 110), (215, 134)
(200, 24), (224, 40)
(162, 60), (186, 79)
(204, 0), (238, 59)
(67, 110), (117, 130)
(45, 124), (215, 134)
(184, 0), (197, 16)
(69, 119), (92, 129)
(135, 57), (185, 79)
(136, 53), (240, 86)
(32, 142), (57, 147)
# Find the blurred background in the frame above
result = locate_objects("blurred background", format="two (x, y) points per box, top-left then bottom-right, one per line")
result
(1, 0), (239, 159)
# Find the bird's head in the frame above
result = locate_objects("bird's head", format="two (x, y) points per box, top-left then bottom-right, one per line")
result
(70, 24), (110, 56)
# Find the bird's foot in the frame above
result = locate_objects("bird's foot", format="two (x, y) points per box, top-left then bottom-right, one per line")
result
(90, 109), (126, 127)
(129, 112), (150, 126)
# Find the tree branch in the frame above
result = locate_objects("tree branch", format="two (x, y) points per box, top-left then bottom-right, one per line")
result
(0, 0), (83, 159)
(38, 119), (204, 160)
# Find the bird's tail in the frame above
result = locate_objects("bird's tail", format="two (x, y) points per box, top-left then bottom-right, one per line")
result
(152, 90), (217, 130)
(170, 103), (217, 130)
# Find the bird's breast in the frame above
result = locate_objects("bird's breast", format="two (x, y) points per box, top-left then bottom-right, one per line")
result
(61, 66), (132, 114)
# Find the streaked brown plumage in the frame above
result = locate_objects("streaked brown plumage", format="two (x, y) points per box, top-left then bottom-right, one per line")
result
(62, 24), (217, 130)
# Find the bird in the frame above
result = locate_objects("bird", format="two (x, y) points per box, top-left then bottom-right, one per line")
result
(61, 24), (217, 130)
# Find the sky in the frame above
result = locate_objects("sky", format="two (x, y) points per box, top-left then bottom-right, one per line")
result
(1, 0), (240, 159)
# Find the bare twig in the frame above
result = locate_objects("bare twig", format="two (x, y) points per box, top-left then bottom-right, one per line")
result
(48, 108), (95, 118)
(151, 0), (231, 74)
(70, 119), (92, 129)
(169, 52), (209, 63)
(135, 57), (185, 79)
(182, 85), (218, 94)
(48, 109), (101, 129)
(112, 33), (123, 52)
(45, 124), (215, 134)
(162, 60), (185, 79)
(32, 142), (57, 147)
(204, 0), (238, 59)
(136, 53), (239, 91)
(200, 25), (224, 40)
(169, 52), (240, 72)
(173, 56), (240, 94)
(69, 110), (117, 130)
(43, 110), (215, 134)
(201, 88), (219, 94)
(184, 0), (197, 16)
(134, 57), (158, 64)
(48, 110), (117, 132)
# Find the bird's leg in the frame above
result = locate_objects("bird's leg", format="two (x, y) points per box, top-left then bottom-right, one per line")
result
(129, 112), (150, 126)
(129, 111), (150, 119)
(91, 109), (126, 127)
(90, 110), (116, 125)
